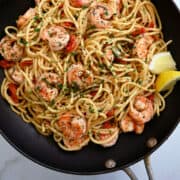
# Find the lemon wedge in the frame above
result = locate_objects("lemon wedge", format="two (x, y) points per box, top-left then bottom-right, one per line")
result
(155, 70), (180, 92)
(149, 52), (176, 74)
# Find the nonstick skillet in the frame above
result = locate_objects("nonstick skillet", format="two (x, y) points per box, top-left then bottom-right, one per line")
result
(0, 0), (179, 175)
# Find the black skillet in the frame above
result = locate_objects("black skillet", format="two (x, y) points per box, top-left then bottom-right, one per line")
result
(0, 0), (179, 175)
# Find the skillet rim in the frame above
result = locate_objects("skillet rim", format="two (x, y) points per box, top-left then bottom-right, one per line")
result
(0, 0), (180, 175)
(0, 115), (179, 175)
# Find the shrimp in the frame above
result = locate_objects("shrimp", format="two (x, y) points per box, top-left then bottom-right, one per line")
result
(109, 0), (122, 15)
(95, 121), (119, 147)
(100, 128), (119, 147)
(0, 36), (24, 61)
(129, 96), (154, 124)
(70, 0), (92, 8)
(134, 35), (154, 59)
(67, 64), (93, 88)
(16, 8), (36, 28)
(35, 72), (62, 102)
(58, 113), (88, 149)
(120, 116), (134, 133)
(88, 3), (113, 28)
(40, 25), (70, 51)
(8, 67), (24, 84)
(34, 0), (40, 4)
(120, 116), (144, 134)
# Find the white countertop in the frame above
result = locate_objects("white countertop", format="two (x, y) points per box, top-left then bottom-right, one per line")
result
(0, 1), (180, 180)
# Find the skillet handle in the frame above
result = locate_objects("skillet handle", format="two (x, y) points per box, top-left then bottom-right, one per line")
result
(122, 155), (154, 180)
(144, 156), (154, 180)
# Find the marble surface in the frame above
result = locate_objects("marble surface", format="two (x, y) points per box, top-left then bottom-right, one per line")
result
(0, 0), (180, 180)
(0, 125), (179, 180)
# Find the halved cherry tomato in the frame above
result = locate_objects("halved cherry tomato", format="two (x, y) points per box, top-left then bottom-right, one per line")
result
(19, 60), (33, 68)
(152, 35), (160, 41)
(103, 121), (112, 129)
(106, 108), (115, 117)
(131, 28), (146, 36)
(148, 22), (154, 28)
(62, 22), (74, 28)
(0, 60), (15, 69)
(90, 91), (97, 96)
(148, 94), (154, 101)
(61, 11), (65, 18)
(114, 58), (127, 64)
(66, 34), (78, 53)
(59, 3), (63, 9)
(8, 83), (19, 103)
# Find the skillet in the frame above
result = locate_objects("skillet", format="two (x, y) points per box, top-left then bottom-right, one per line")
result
(0, 0), (179, 175)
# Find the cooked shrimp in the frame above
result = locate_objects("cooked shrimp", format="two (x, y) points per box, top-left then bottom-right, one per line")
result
(100, 128), (119, 147)
(88, 3), (113, 28)
(58, 113), (88, 149)
(40, 25), (70, 51)
(134, 35), (154, 58)
(134, 123), (144, 134)
(0, 36), (24, 61)
(120, 116), (134, 133)
(16, 8), (36, 28)
(70, 0), (92, 8)
(8, 67), (24, 84)
(129, 96), (154, 124)
(95, 121), (119, 147)
(67, 64), (93, 88)
(109, 0), (122, 15)
(34, 0), (40, 4)
(120, 116), (144, 134)
(35, 72), (61, 101)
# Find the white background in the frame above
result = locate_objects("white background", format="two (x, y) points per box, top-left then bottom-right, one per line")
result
(0, 0), (180, 179)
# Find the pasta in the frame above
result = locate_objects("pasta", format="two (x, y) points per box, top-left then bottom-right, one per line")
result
(0, 0), (170, 151)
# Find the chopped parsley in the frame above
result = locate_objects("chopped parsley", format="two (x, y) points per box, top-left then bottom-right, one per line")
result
(98, 63), (106, 69)
(57, 83), (63, 89)
(112, 47), (121, 57)
(70, 52), (78, 56)
(36, 86), (40, 91)
(34, 16), (42, 21)
(63, 86), (70, 94)
(71, 82), (80, 92)
(82, 5), (88, 9)
(19, 38), (28, 45)
(89, 25), (96, 30)
(89, 105), (95, 113)
(50, 99), (55, 106)
(34, 28), (40, 32)
(104, 10), (109, 16)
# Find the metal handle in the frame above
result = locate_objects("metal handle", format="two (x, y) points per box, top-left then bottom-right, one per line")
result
(122, 155), (154, 180)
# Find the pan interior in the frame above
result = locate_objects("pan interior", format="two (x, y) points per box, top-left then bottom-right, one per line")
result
(0, 0), (179, 174)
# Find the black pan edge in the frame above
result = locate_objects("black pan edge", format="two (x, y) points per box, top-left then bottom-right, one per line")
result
(0, 0), (180, 175)
(1, 118), (179, 175)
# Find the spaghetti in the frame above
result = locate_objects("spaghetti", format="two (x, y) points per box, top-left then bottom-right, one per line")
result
(0, 0), (170, 151)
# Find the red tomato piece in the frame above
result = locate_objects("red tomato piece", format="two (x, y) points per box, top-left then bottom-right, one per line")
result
(114, 58), (127, 64)
(8, 83), (19, 103)
(148, 22), (154, 28)
(66, 34), (78, 53)
(19, 60), (33, 68)
(148, 94), (154, 101)
(131, 28), (146, 36)
(103, 122), (112, 129)
(62, 22), (74, 28)
(0, 60), (15, 69)
(106, 109), (115, 117)
(90, 91), (97, 96)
